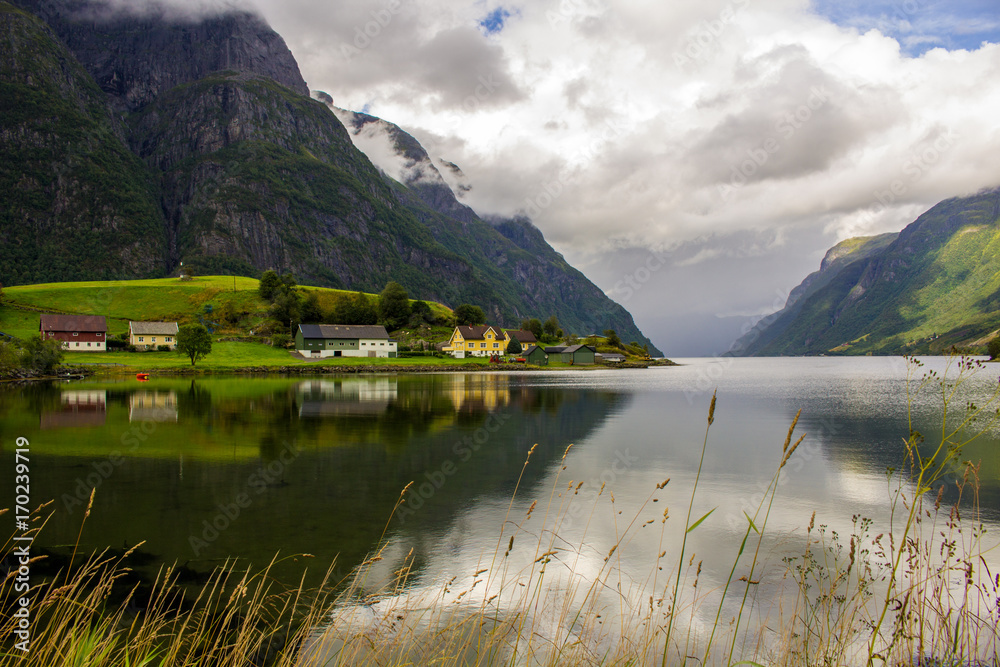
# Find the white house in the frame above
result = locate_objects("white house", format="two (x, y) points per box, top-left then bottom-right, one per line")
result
(295, 324), (397, 358)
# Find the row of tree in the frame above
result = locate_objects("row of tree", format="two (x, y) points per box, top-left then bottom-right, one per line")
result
(258, 271), (441, 333)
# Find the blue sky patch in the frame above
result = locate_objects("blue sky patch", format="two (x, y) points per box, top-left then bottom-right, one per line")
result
(479, 7), (513, 35)
(811, 0), (1000, 56)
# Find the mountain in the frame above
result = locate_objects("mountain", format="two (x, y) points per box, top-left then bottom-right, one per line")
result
(733, 188), (1000, 355)
(0, 0), (659, 353)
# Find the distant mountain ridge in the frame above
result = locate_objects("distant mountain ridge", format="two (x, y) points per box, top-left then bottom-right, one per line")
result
(733, 188), (1000, 355)
(0, 0), (660, 353)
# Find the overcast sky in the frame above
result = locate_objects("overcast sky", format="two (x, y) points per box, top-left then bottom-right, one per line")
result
(186, 0), (1000, 354)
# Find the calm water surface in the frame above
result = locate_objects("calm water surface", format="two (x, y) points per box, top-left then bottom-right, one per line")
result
(2, 357), (999, 643)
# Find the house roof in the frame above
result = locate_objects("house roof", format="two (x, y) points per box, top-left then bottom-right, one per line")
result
(298, 324), (390, 340)
(563, 344), (596, 354)
(130, 321), (179, 335)
(524, 345), (546, 356)
(40, 314), (107, 332)
(455, 325), (501, 340)
(598, 352), (626, 360)
(504, 329), (537, 343)
(544, 346), (566, 354)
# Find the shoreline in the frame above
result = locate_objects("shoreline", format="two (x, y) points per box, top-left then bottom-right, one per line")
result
(1, 359), (675, 382)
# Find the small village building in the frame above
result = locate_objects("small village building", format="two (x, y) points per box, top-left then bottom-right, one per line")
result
(523, 345), (549, 365)
(295, 324), (397, 358)
(129, 321), (179, 349)
(40, 314), (107, 351)
(504, 329), (537, 349)
(559, 344), (596, 365)
(442, 325), (508, 358)
(597, 352), (626, 363)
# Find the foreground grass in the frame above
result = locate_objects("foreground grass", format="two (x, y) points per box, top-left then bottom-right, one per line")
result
(3, 356), (998, 665)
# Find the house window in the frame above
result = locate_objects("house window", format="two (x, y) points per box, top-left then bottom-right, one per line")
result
(87, 342), (91, 347)
(493, 343), (499, 348)
(468, 343), (474, 349)
(165, 337), (172, 342)
(480, 343), (486, 348)
(73, 332), (79, 336)
(138, 336), (144, 342)
(96, 333), (103, 338)
(75, 342), (80, 347)
(380, 343), (384, 346)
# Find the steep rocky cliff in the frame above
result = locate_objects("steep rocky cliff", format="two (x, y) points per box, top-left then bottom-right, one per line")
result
(11, 0), (308, 110)
(0, 2), (166, 284)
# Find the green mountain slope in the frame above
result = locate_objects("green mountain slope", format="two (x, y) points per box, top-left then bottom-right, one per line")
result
(736, 188), (1000, 355)
(0, 2), (166, 284)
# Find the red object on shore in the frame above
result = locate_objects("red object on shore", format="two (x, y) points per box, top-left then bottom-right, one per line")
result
(136, 373), (150, 381)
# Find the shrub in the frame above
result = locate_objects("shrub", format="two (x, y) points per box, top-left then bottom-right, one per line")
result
(20, 337), (63, 374)
(126, 344), (137, 353)
(988, 336), (1000, 360)
(157, 345), (171, 352)
(271, 333), (291, 349)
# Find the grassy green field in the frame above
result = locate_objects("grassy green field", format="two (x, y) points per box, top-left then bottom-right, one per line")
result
(62, 343), (496, 371)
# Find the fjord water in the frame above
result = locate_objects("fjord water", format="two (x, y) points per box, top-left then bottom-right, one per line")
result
(3, 358), (1000, 639)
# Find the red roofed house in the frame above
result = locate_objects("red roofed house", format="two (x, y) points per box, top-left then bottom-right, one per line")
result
(40, 314), (108, 351)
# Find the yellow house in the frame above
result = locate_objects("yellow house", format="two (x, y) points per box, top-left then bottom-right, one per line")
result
(442, 325), (509, 358)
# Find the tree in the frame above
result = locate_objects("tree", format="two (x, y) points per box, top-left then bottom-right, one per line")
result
(300, 292), (324, 324)
(507, 337), (522, 355)
(522, 318), (543, 339)
(409, 300), (433, 326)
(543, 316), (560, 338)
(455, 304), (486, 326)
(259, 270), (282, 301)
(0, 340), (21, 373)
(177, 324), (213, 366)
(604, 329), (622, 348)
(269, 291), (302, 333)
(353, 292), (378, 325)
(989, 337), (1000, 360)
(20, 337), (63, 374)
(378, 281), (410, 331)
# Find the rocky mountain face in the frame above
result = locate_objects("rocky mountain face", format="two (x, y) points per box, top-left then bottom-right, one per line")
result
(733, 189), (1000, 355)
(0, 0), (659, 352)
(0, 2), (166, 284)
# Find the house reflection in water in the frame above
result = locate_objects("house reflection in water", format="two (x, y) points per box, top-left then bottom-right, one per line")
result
(129, 391), (179, 423)
(445, 374), (511, 413)
(296, 378), (398, 418)
(40, 390), (107, 429)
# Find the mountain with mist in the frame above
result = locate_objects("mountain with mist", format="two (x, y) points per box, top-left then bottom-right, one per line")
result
(0, 0), (659, 353)
(732, 188), (1000, 355)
